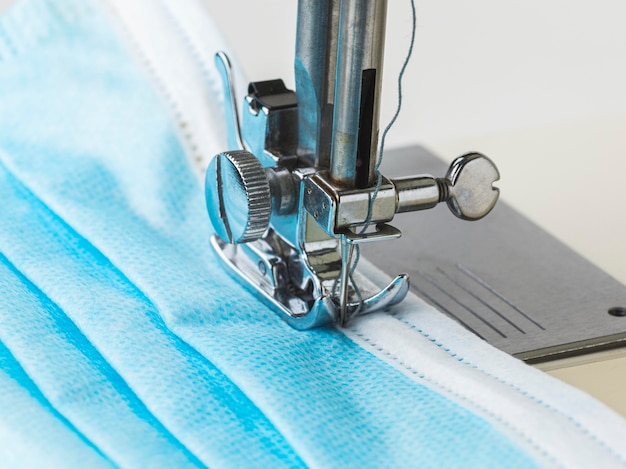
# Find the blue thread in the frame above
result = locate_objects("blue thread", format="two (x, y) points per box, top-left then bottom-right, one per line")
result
(361, 0), (417, 231)
(351, 0), (417, 309)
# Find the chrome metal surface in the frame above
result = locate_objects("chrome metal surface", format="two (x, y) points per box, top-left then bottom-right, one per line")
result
(339, 223), (401, 245)
(205, 150), (271, 243)
(338, 236), (355, 324)
(302, 152), (499, 237)
(266, 166), (298, 216)
(210, 235), (336, 329)
(210, 221), (409, 329)
(303, 172), (396, 234)
(445, 152), (500, 221)
(348, 272), (409, 313)
(391, 152), (500, 219)
(295, 0), (340, 168)
(330, 0), (387, 187)
(393, 175), (441, 213)
(242, 79), (298, 166)
(337, 237), (409, 325)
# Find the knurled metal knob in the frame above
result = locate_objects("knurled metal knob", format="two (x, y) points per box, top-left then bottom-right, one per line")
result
(205, 150), (272, 244)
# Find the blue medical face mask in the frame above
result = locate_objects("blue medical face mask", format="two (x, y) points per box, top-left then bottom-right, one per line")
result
(1, 1), (624, 468)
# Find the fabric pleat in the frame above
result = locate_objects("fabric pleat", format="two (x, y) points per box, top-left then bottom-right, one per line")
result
(0, 0), (622, 467)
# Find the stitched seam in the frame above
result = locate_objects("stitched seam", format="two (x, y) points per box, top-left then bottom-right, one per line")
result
(392, 313), (626, 466)
(98, 0), (203, 166)
(65, 1), (623, 465)
(156, 0), (223, 98)
(96, 2), (625, 465)
(154, 0), (226, 174)
(348, 325), (561, 469)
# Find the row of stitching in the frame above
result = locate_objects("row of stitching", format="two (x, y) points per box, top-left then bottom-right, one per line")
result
(89, 2), (310, 466)
(154, 0), (230, 175)
(153, 0), (216, 174)
(348, 324), (562, 468)
(123, 11), (556, 463)
(156, 0), (223, 102)
(392, 313), (626, 466)
(98, 0), (203, 164)
(137, 5), (626, 464)
(141, 7), (576, 464)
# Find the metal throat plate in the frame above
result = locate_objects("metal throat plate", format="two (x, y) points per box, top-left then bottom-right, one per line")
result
(365, 145), (626, 363)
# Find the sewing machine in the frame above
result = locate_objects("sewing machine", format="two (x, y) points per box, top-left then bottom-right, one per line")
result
(201, 0), (626, 413)
(4, 0), (620, 413)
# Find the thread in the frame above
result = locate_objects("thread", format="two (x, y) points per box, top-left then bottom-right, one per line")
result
(344, 0), (417, 318)
(361, 0), (417, 230)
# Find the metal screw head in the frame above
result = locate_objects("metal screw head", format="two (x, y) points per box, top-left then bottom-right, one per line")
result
(205, 150), (272, 244)
(445, 152), (500, 221)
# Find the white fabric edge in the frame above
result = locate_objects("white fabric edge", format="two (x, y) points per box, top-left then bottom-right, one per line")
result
(100, 1), (626, 468)
(101, 0), (233, 176)
(347, 258), (626, 468)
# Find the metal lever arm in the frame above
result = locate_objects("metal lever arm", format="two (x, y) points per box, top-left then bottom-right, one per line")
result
(215, 52), (245, 151)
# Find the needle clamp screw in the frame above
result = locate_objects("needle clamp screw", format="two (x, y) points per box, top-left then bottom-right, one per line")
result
(205, 150), (272, 244)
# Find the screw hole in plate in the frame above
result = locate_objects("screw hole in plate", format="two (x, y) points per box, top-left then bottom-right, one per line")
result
(608, 307), (626, 317)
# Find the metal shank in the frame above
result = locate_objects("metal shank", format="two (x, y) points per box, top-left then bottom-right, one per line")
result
(295, 0), (340, 168)
(330, 0), (388, 188)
